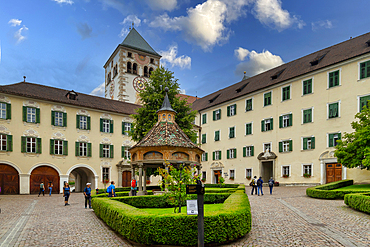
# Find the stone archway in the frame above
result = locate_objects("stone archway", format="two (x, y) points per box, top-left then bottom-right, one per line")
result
(30, 166), (60, 194)
(319, 151), (346, 184)
(67, 165), (97, 192)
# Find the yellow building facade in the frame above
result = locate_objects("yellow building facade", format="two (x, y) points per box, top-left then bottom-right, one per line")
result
(193, 33), (370, 185)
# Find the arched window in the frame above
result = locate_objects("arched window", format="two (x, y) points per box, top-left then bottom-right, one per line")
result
(127, 62), (132, 73)
(113, 64), (118, 78)
(133, 63), (138, 75)
(149, 67), (154, 76)
(107, 72), (111, 83)
(144, 66), (148, 77)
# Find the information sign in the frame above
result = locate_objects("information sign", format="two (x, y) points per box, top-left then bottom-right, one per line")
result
(186, 200), (198, 215)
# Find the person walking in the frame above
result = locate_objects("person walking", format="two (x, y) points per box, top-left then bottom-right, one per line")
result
(83, 183), (92, 209)
(257, 176), (264, 196)
(63, 182), (71, 206)
(131, 177), (137, 196)
(38, 182), (45, 197)
(250, 176), (258, 195)
(48, 182), (53, 196)
(268, 177), (275, 195)
(107, 181), (116, 197)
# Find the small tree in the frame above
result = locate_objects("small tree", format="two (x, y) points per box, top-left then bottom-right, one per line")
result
(157, 164), (197, 213)
(335, 105), (370, 169)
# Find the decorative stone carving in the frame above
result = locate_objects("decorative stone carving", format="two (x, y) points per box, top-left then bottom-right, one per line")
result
(77, 135), (90, 142)
(101, 137), (111, 144)
(51, 105), (66, 113)
(210, 162), (224, 169)
(0, 125), (10, 134)
(23, 100), (39, 108)
(52, 132), (66, 140)
(23, 128), (39, 137)
(101, 113), (112, 120)
(77, 109), (90, 116)
(0, 95), (11, 103)
(257, 151), (277, 160)
(101, 161), (111, 167)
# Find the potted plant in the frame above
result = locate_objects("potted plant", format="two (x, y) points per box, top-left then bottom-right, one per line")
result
(274, 181), (280, 186)
(102, 178), (109, 193)
(246, 176), (251, 180)
(201, 178), (206, 183)
(283, 174), (289, 178)
(303, 173), (311, 178)
(229, 177), (234, 180)
(146, 180), (151, 184)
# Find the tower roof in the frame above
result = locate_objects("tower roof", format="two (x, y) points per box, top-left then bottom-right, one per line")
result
(157, 87), (176, 113)
(121, 28), (160, 57)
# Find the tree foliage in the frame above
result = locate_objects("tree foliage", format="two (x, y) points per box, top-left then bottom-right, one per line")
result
(130, 67), (197, 143)
(335, 105), (370, 169)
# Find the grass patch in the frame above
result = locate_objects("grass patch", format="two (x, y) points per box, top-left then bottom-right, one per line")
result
(334, 184), (370, 191)
(140, 204), (224, 215)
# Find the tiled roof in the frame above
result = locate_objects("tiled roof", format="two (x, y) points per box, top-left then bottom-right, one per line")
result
(177, 94), (197, 105)
(0, 82), (141, 115)
(121, 28), (160, 57)
(192, 32), (370, 112)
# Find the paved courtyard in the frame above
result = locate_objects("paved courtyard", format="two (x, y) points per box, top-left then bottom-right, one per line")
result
(0, 187), (369, 247)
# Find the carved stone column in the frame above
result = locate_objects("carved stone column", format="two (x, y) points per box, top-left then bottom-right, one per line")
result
(137, 163), (144, 195)
(320, 160), (325, 185)
(132, 166), (135, 180)
(143, 167), (147, 193)
(117, 166), (123, 188)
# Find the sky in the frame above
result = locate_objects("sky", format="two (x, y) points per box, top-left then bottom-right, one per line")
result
(0, 0), (370, 98)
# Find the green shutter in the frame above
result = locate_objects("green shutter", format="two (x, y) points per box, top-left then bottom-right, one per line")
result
(76, 115), (80, 129)
(213, 151), (215, 160)
(243, 147), (246, 157)
(36, 138), (42, 154)
(75, 142), (79, 156)
(36, 108), (40, 124)
(87, 143), (92, 157)
(227, 106), (230, 116)
(6, 135), (12, 152)
(100, 144), (103, 158)
(50, 139), (54, 155)
(122, 122), (125, 134)
(234, 149), (236, 158)
(6, 103), (11, 120)
(270, 118), (273, 130)
(21, 136), (26, 153)
(63, 141), (68, 156)
(213, 111), (216, 121)
(311, 137), (315, 149)
(63, 113), (67, 127)
(219, 151), (221, 160)
(110, 120), (114, 133)
(287, 86), (290, 100)
(338, 133), (341, 140)
(234, 104), (237, 115)
(279, 141), (283, 152)
(329, 134), (334, 147)
(279, 116), (283, 128)
(251, 146), (254, 156)
(100, 119), (103, 132)
(87, 116), (91, 130)
(218, 109), (221, 120)
(261, 120), (265, 132)
(289, 140), (293, 151)
(110, 145), (114, 158)
(51, 111), (55, 125)
(122, 146), (125, 158)
(303, 138), (307, 150)
(227, 150), (230, 159)
(205, 153), (208, 161)
(202, 134), (206, 144)
(289, 114), (293, 126)
(22, 106), (27, 122)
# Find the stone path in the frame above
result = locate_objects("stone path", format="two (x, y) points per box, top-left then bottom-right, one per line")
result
(1, 187), (370, 246)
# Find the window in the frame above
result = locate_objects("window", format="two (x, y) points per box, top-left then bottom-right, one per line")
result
(246, 169), (252, 178)
(229, 127), (235, 138)
(227, 104), (236, 116)
(150, 58), (154, 64)
(229, 169), (235, 179)
(360, 60), (370, 79)
(261, 118), (273, 132)
(144, 66), (148, 77)
(245, 123), (252, 135)
(102, 167), (110, 182)
(328, 70), (340, 88)
(201, 152), (208, 162)
(264, 143), (271, 152)
(122, 122), (132, 135)
(76, 142), (91, 157)
(149, 68), (154, 76)
(77, 115), (90, 130)
(201, 134), (207, 144)
(23, 106), (40, 123)
(243, 146), (254, 157)
(128, 52), (132, 58)
(264, 92), (272, 106)
(52, 111), (66, 127)
(50, 139), (67, 155)
(127, 62), (132, 73)
(282, 86), (290, 101)
(245, 99), (253, 112)
(100, 119), (113, 133)
(0, 134), (12, 152)
(227, 148), (236, 159)
(214, 130), (220, 141)
(213, 150), (221, 160)
(113, 64), (118, 78)
(21, 137), (41, 154)
(279, 114), (292, 128)
(0, 102), (11, 120)
(133, 63), (138, 74)
(121, 146), (131, 159)
(213, 109), (221, 121)
(303, 164), (312, 176)
(303, 137), (315, 150)
(303, 79), (312, 95)
(303, 109), (312, 123)
(279, 140), (292, 152)
(328, 102), (339, 119)
(202, 113), (207, 124)
(359, 95), (370, 112)
(100, 144), (113, 158)
(107, 72), (111, 83)
(329, 133), (341, 147)
(282, 166), (290, 177)
(202, 171), (206, 180)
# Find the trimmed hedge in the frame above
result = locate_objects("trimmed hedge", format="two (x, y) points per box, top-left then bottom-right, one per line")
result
(306, 180), (362, 199)
(93, 191), (154, 198)
(97, 185), (161, 194)
(205, 188), (237, 193)
(344, 193), (370, 214)
(204, 184), (239, 188)
(92, 185), (251, 246)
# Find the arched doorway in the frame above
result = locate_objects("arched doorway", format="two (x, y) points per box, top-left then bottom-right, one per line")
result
(0, 164), (19, 194)
(68, 166), (96, 192)
(30, 166), (60, 194)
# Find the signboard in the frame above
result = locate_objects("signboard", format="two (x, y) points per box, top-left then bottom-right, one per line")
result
(186, 184), (205, 195)
(187, 200), (198, 215)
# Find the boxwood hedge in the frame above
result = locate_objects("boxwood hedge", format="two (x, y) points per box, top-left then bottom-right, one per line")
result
(92, 185), (251, 246)
(306, 180), (358, 199)
(344, 193), (370, 214)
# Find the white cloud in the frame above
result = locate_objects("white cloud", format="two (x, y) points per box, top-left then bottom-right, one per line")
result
(99, 0), (125, 14)
(234, 47), (250, 61)
(14, 25), (28, 44)
(179, 89), (186, 94)
(235, 48), (284, 77)
(8, 19), (22, 27)
(90, 82), (105, 97)
(119, 15), (141, 38)
(160, 45), (191, 69)
(311, 20), (333, 31)
(53, 0), (74, 4)
(146, 0), (178, 11)
(253, 0), (305, 31)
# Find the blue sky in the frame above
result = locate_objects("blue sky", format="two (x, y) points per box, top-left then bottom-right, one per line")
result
(0, 0), (369, 98)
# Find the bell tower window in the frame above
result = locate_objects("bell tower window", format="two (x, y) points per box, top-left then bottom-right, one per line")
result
(144, 66), (148, 77)
(149, 67), (154, 76)
(128, 52), (132, 58)
(150, 58), (154, 64)
(127, 62), (132, 73)
(133, 63), (138, 75)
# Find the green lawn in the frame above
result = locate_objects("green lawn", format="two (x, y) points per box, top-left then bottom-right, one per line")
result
(139, 203), (224, 215)
(333, 184), (370, 191)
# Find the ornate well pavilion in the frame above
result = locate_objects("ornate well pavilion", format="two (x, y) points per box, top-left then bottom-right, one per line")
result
(129, 88), (204, 195)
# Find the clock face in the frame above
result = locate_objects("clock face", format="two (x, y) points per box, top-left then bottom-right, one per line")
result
(133, 77), (147, 93)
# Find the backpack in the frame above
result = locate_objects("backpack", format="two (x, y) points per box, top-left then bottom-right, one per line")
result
(251, 179), (256, 186)
(131, 179), (136, 188)
(268, 180), (274, 186)
(106, 185), (112, 193)
(257, 179), (262, 186)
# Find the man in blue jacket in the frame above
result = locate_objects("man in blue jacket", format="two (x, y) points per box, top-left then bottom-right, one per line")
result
(84, 183), (92, 209)
(257, 177), (264, 196)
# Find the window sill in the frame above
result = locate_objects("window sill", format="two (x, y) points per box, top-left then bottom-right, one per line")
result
(281, 98), (291, 103)
(301, 149), (314, 152)
(263, 104), (272, 108)
(23, 153), (40, 157)
(357, 77), (369, 82)
(52, 125), (66, 130)
(51, 155), (67, 159)
(280, 125), (293, 129)
(327, 117), (341, 120)
(76, 156), (90, 160)
(302, 122), (313, 125)
(279, 151), (292, 154)
(244, 134), (253, 137)
(327, 85), (341, 90)
(245, 110), (253, 113)
(301, 92), (314, 97)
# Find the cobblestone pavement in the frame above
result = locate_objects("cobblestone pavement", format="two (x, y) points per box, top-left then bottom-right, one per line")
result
(1, 187), (370, 247)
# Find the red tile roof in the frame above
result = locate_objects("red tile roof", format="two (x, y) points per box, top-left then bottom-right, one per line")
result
(177, 94), (197, 105)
